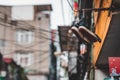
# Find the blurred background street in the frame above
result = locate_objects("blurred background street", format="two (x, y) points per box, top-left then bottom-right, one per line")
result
(0, 0), (120, 80)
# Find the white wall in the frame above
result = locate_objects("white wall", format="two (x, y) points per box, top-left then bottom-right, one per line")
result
(27, 75), (47, 80)
(12, 6), (34, 20)
(62, 0), (74, 26)
(50, 0), (64, 29)
(95, 69), (108, 80)
(0, 0), (74, 29)
(50, 0), (74, 29)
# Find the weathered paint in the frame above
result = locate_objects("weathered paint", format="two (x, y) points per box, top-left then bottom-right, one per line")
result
(92, 0), (112, 64)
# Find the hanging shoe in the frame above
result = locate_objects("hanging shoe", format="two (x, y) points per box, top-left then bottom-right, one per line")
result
(71, 26), (90, 43)
(79, 26), (101, 43)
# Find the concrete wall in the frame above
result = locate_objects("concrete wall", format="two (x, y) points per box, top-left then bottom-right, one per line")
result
(0, 6), (51, 80)
(95, 69), (108, 80)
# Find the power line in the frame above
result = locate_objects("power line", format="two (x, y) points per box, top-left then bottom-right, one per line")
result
(25, 54), (50, 68)
(0, 7), (57, 34)
(0, 12), (69, 45)
(0, 7), (53, 70)
(0, 21), (59, 47)
(1, 8), (70, 42)
(0, 10), (51, 33)
(0, 17), (59, 42)
(0, 6), (58, 64)
(66, 0), (79, 12)
(0, 7), (70, 39)
(66, 0), (110, 13)
(4, 43), (49, 55)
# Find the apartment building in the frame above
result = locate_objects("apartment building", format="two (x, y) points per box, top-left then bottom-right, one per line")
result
(0, 5), (52, 80)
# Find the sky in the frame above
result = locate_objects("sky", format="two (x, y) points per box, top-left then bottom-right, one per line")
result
(0, 0), (64, 29)
(0, 0), (52, 6)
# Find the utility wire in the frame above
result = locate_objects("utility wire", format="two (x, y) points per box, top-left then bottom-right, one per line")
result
(0, 7), (70, 39)
(4, 43), (49, 55)
(67, 0), (74, 11)
(0, 10), (48, 32)
(0, 15), (60, 43)
(0, 18), (59, 42)
(0, 7), (58, 64)
(25, 54), (50, 68)
(0, 7), (57, 35)
(66, 0), (79, 12)
(0, 17), (54, 64)
(0, 17), (68, 45)
(66, 0), (110, 12)
(0, 26), (51, 55)
(0, 7), (52, 68)
(3, 11), (71, 46)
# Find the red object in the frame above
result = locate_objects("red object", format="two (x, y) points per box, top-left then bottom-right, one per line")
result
(108, 57), (120, 74)
(74, 1), (78, 10)
(80, 43), (87, 54)
(3, 58), (12, 63)
(51, 30), (56, 42)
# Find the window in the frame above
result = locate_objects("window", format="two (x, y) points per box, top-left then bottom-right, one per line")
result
(13, 52), (33, 67)
(10, 21), (17, 26)
(0, 40), (5, 47)
(16, 29), (34, 44)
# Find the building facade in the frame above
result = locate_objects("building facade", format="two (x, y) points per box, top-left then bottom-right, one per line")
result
(93, 0), (120, 80)
(0, 5), (52, 80)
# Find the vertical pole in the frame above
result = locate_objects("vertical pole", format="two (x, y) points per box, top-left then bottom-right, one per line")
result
(77, 0), (85, 79)
(77, 0), (93, 80)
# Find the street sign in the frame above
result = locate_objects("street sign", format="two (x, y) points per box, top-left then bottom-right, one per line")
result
(108, 57), (120, 76)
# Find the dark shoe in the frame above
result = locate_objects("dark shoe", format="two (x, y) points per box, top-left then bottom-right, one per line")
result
(79, 26), (101, 43)
(71, 26), (90, 43)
